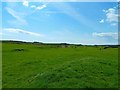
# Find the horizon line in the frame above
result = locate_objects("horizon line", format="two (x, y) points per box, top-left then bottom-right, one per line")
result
(1, 40), (119, 46)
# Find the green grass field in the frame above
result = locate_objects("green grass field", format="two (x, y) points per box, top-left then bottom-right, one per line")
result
(2, 42), (118, 88)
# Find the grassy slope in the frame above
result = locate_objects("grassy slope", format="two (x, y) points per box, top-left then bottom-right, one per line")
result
(0, 42), (2, 89)
(2, 43), (118, 88)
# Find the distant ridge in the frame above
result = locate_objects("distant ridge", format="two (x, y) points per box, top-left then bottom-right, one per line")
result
(1, 40), (119, 47)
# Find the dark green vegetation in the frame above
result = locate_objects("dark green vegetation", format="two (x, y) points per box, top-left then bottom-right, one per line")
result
(2, 41), (118, 88)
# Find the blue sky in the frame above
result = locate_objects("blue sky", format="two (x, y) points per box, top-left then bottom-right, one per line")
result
(1, 1), (119, 45)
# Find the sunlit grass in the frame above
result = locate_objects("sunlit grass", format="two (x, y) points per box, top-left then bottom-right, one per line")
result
(2, 42), (118, 88)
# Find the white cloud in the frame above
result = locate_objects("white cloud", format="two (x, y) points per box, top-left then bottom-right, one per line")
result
(105, 8), (118, 22)
(6, 7), (27, 25)
(36, 4), (47, 10)
(23, 0), (47, 10)
(93, 32), (118, 39)
(30, 5), (36, 8)
(3, 28), (44, 37)
(99, 19), (104, 23)
(23, 0), (29, 7)
(101, 7), (118, 26)
(30, 4), (47, 11)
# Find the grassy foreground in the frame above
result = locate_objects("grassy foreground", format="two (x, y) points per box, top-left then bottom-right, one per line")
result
(2, 42), (118, 88)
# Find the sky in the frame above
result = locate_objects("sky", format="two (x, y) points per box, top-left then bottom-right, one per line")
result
(1, 1), (119, 45)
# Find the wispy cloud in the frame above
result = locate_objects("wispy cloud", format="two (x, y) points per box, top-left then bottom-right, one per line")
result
(30, 5), (36, 8)
(53, 3), (98, 30)
(30, 4), (48, 11)
(93, 32), (118, 39)
(6, 7), (27, 25)
(36, 4), (47, 10)
(3, 28), (44, 37)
